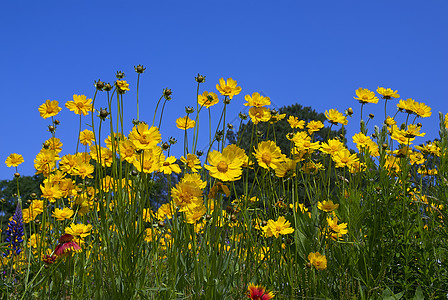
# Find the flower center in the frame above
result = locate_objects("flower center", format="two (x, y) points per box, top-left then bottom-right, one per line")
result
(262, 153), (272, 165)
(217, 161), (228, 173)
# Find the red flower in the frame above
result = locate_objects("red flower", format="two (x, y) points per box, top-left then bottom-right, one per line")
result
(247, 283), (274, 299)
(54, 234), (82, 258)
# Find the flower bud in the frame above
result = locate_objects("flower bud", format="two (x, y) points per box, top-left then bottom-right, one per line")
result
(103, 83), (113, 91)
(54, 119), (60, 125)
(369, 113), (374, 119)
(239, 112), (248, 120)
(371, 133), (377, 138)
(227, 123), (234, 130)
(223, 98), (231, 105)
(158, 221), (165, 228)
(163, 88), (172, 97)
(417, 122), (422, 127)
(31, 193), (37, 198)
(14, 172), (20, 178)
(185, 106), (195, 114)
(347, 107), (354, 116)
(94, 80), (104, 90)
(134, 65), (146, 74)
(195, 74), (206, 83)
(48, 125), (55, 133)
(131, 170), (139, 176)
(206, 214), (212, 220)
(115, 71), (125, 79)
(382, 143), (388, 149)
(196, 150), (203, 157)
(169, 137), (177, 145)
(161, 142), (170, 151)
(99, 108), (109, 120)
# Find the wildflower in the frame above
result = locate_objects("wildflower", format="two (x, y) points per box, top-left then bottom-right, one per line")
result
(4, 202), (24, 256)
(262, 216), (294, 238)
(115, 80), (130, 93)
(171, 180), (203, 211)
(205, 144), (244, 182)
(119, 139), (137, 163)
(197, 91), (219, 108)
(317, 200), (339, 212)
(332, 148), (359, 168)
(128, 122), (162, 150)
(248, 107), (271, 124)
(354, 88), (379, 104)
(274, 158), (296, 178)
(247, 283), (275, 299)
(180, 153), (202, 172)
(327, 215), (348, 240)
(156, 203), (175, 220)
(412, 102), (432, 118)
(79, 129), (95, 146)
(287, 116), (305, 129)
(244, 92), (271, 107)
(54, 234), (82, 257)
(65, 94), (94, 116)
(73, 161), (94, 179)
(397, 98), (416, 114)
(184, 204), (207, 224)
(208, 182), (231, 199)
(65, 223), (92, 238)
(176, 116), (196, 130)
(254, 141), (284, 169)
(377, 87), (399, 99)
(52, 207), (75, 221)
(216, 77), (242, 99)
(325, 109), (348, 125)
(320, 139), (345, 156)
(40, 181), (63, 203)
(5, 153), (24, 167)
(308, 252), (327, 270)
(307, 120), (324, 134)
(159, 155), (181, 175)
(38, 100), (62, 119)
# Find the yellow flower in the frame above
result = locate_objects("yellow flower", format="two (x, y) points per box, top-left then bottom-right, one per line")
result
(79, 129), (95, 146)
(176, 116), (196, 130)
(205, 144), (244, 182)
(132, 147), (163, 174)
(115, 80), (130, 93)
(5, 153), (24, 167)
(385, 116), (396, 126)
(38, 100), (62, 119)
(40, 181), (63, 203)
(317, 200), (339, 212)
(320, 139), (344, 156)
(253, 141), (284, 169)
(52, 207), (75, 221)
(197, 91), (219, 108)
(308, 252), (327, 270)
(307, 120), (324, 134)
(184, 204), (207, 224)
(216, 78), (242, 99)
(119, 139), (137, 163)
(412, 102), (432, 118)
(248, 107), (271, 124)
(377, 87), (400, 99)
(332, 148), (359, 168)
(325, 109), (348, 125)
(287, 116), (305, 129)
(73, 162), (94, 179)
(156, 203), (175, 220)
(171, 180), (203, 211)
(44, 137), (63, 154)
(262, 216), (294, 238)
(65, 223), (92, 238)
(244, 92), (271, 107)
(397, 98), (416, 114)
(327, 215), (348, 240)
(354, 88), (379, 104)
(180, 153), (202, 172)
(34, 149), (59, 176)
(128, 123), (162, 150)
(274, 158), (296, 178)
(160, 155), (181, 175)
(65, 94), (93, 116)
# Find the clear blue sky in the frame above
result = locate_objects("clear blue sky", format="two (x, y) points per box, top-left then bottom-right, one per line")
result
(1, 1), (447, 179)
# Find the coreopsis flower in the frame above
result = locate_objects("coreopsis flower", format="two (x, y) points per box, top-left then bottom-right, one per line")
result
(353, 132), (372, 151)
(133, 147), (163, 174)
(115, 80), (130, 93)
(307, 120), (324, 134)
(320, 139), (345, 156)
(129, 122), (162, 150)
(54, 234), (82, 258)
(216, 77), (242, 99)
(104, 132), (125, 151)
(385, 116), (396, 126)
(317, 200), (339, 212)
(65, 223), (92, 239)
(208, 182), (231, 199)
(415, 142), (440, 156)
(5, 153), (24, 167)
(325, 109), (348, 125)
(354, 88), (379, 104)
(254, 141), (284, 169)
(30, 200), (44, 215)
(247, 283), (275, 299)
(287, 116), (305, 129)
(197, 91), (219, 108)
(184, 204), (207, 224)
(65, 94), (93, 116)
(269, 113), (286, 124)
(4, 202), (24, 256)
(397, 98), (416, 114)
(119, 139), (137, 163)
(40, 181), (63, 203)
(377, 87), (400, 99)
(205, 144), (244, 182)
(301, 161), (324, 175)
(412, 102), (432, 118)
(159, 155), (181, 175)
(182, 173), (207, 189)
(52, 207), (75, 221)
(308, 252), (327, 270)
(274, 158), (296, 178)
(327, 215), (348, 240)
(248, 107), (271, 124)
(73, 161), (94, 179)
(332, 148), (359, 168)
(176, 116), (196, 130)
(44, 137), (63, 154)
(244, 92), (271, 107)
(79, 129), (95, 146)
(38, 100), (62, 119)
(171, 180), (203, 211)
(156, 203), (175, 220)
(34, 149), (59, 176)
(180, 153), (202, 172)
(262, 216), (294, 238)
(90, 145), (114, 167)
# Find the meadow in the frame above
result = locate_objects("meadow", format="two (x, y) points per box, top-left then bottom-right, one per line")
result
(2, 67), (448, 299)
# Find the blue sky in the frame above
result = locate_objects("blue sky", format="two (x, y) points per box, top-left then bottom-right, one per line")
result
(1, 1), (447, 179)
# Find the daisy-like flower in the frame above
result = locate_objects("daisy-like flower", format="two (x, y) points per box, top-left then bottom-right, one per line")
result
(52, 207), (75, 221)
(412, 102), (432, 118)
(171, 180), (203, 211)
(205, 144), (244, 182)
(156, 202), (175, 220)
(397, 98), (416, 114)
(287, 116), (305, 129)
(244, 92), (271, 107)
(216, 77), (242, 99)
(5, 153), (24, 167)
(38, 100), (62, 119)
(327, 215), (348, 240)
(180, 153), (202, 172)
(249, 107), (271, 124)
(128, 122), (162, 150)
(308, 252), (327, 270)
(40, 181), (63, 203)
(54, 234), (82, 258)
(197, 91), (219, 108)
(325, 109), (348, 125)
(159, 155), (181, 175)
(317, 200), (339, 212)
(262, 216), (294, 238)
(79, 129), (95, 146)
(65, 94), (93, 116)
(320, 139), (345, 156)
(115, 80), (130, 93)
(331, 148), (359, 168)
(65, 223), (92, 238)
(377, 87), (400, 99)
(176, 116), (196, 130)
(253, 141), (284, 170)
(307, 120), (324, 134)
(247, 283), (275, 299)
(354, 88), (379, 104)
